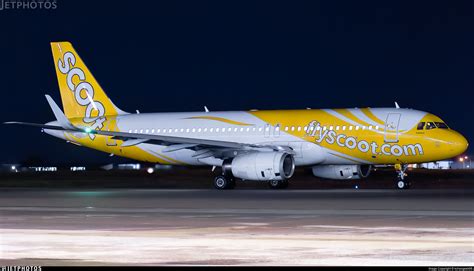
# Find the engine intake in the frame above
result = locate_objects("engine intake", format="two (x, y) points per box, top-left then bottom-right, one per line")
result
(224, 152), (295, 181)
(311, 165), (372, 180)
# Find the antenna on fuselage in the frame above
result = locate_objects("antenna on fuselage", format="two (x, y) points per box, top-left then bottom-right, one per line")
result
(394, 102), (400, 109)
(204, 106), (210, 113)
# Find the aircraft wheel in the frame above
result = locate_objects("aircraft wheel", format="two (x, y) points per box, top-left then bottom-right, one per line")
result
(268, 179), (288, 189)
(268, 179), (280, 189)
(396, 177), (410, 190)
(213, 175), (235, 190)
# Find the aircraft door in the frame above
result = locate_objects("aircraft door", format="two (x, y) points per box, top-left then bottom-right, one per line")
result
(384, 113), (401, 143)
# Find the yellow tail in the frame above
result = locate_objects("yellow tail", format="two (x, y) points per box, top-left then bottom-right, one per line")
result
(50, 42), (126, 125)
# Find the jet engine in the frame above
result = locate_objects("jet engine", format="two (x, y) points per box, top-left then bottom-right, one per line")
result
(311, 165), (372, 180)
(223, 152), (295, 181)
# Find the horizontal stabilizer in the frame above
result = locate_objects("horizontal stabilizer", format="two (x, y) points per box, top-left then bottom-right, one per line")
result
(4, 121), (70, 131)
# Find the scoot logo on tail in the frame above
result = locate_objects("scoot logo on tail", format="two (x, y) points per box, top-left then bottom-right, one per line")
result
(58, 51), (106, 139)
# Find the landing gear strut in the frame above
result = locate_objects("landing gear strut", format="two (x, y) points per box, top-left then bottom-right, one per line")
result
(213, 175), (235, 190)
(268, 179), (289, 189)
(395, 164), (410, 189)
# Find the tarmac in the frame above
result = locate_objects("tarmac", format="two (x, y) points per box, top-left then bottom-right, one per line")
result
(0, 188), (473, 266)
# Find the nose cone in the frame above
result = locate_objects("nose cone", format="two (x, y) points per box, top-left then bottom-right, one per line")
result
(449, 131), (469, 156)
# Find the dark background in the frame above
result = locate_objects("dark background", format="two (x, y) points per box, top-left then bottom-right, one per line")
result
(1, 0), (473, 164)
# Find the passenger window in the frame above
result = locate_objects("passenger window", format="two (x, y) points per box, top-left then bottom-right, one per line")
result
(426, 122), (436, 130)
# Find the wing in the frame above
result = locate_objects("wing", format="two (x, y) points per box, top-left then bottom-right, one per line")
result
(4, 95), (295, 160)
(4, 121), (294, 157)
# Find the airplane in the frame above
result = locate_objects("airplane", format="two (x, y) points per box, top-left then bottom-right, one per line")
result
(5, 42), (469, 190)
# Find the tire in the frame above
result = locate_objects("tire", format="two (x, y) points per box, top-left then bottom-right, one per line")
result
(397, 180), (405, 189)
(269, 179), (289, 189)
(396, 178), (410, 189)
(214, 175), (228, 190)
(268, 179), (281, 189)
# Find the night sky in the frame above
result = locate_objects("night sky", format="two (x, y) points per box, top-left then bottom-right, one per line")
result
(1, 0), (473, 164)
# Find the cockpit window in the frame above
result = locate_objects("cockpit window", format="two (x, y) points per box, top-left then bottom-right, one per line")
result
(417, 122), (425, 130)
(435, 122), (449, 129)
(425, 122), (437, 130)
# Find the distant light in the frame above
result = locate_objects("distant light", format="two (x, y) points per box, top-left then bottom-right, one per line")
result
(465, 156), (468, 159)
(459, 158), (464, 162)
(147, 167), (154, 174)
(355, 185), (359, 189)
(11, 165), (16, 170)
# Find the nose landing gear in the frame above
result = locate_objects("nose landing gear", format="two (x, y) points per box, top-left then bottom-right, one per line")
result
(395, 164), (410, 189)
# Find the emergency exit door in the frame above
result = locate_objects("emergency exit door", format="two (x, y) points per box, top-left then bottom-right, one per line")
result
(384, 113), (401, 143)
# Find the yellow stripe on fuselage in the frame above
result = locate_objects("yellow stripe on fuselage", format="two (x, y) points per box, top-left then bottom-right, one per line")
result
(360, 108), (386, 126)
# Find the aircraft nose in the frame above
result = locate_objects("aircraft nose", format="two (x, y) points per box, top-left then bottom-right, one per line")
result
(450, 131), (469, 156)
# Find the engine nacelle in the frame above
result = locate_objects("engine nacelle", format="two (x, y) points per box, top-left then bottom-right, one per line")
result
(224, 152), (295, 181)
(311, 165), (372, 180)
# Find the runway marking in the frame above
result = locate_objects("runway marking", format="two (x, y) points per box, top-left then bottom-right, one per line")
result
(233, 223), (269, 226)
(0, 207), (472, 217)
(299, 225), (474, 233)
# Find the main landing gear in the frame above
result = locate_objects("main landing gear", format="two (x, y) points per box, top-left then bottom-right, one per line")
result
(268, 179), (289, 189)
(213, 175), (236, 190)
(395, 164), (410, 189)
(213, 175), (290, 190)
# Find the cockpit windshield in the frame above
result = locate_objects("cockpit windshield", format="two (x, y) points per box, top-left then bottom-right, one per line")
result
(435, 122), (449, 129)
(416, 121), (449, 130)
